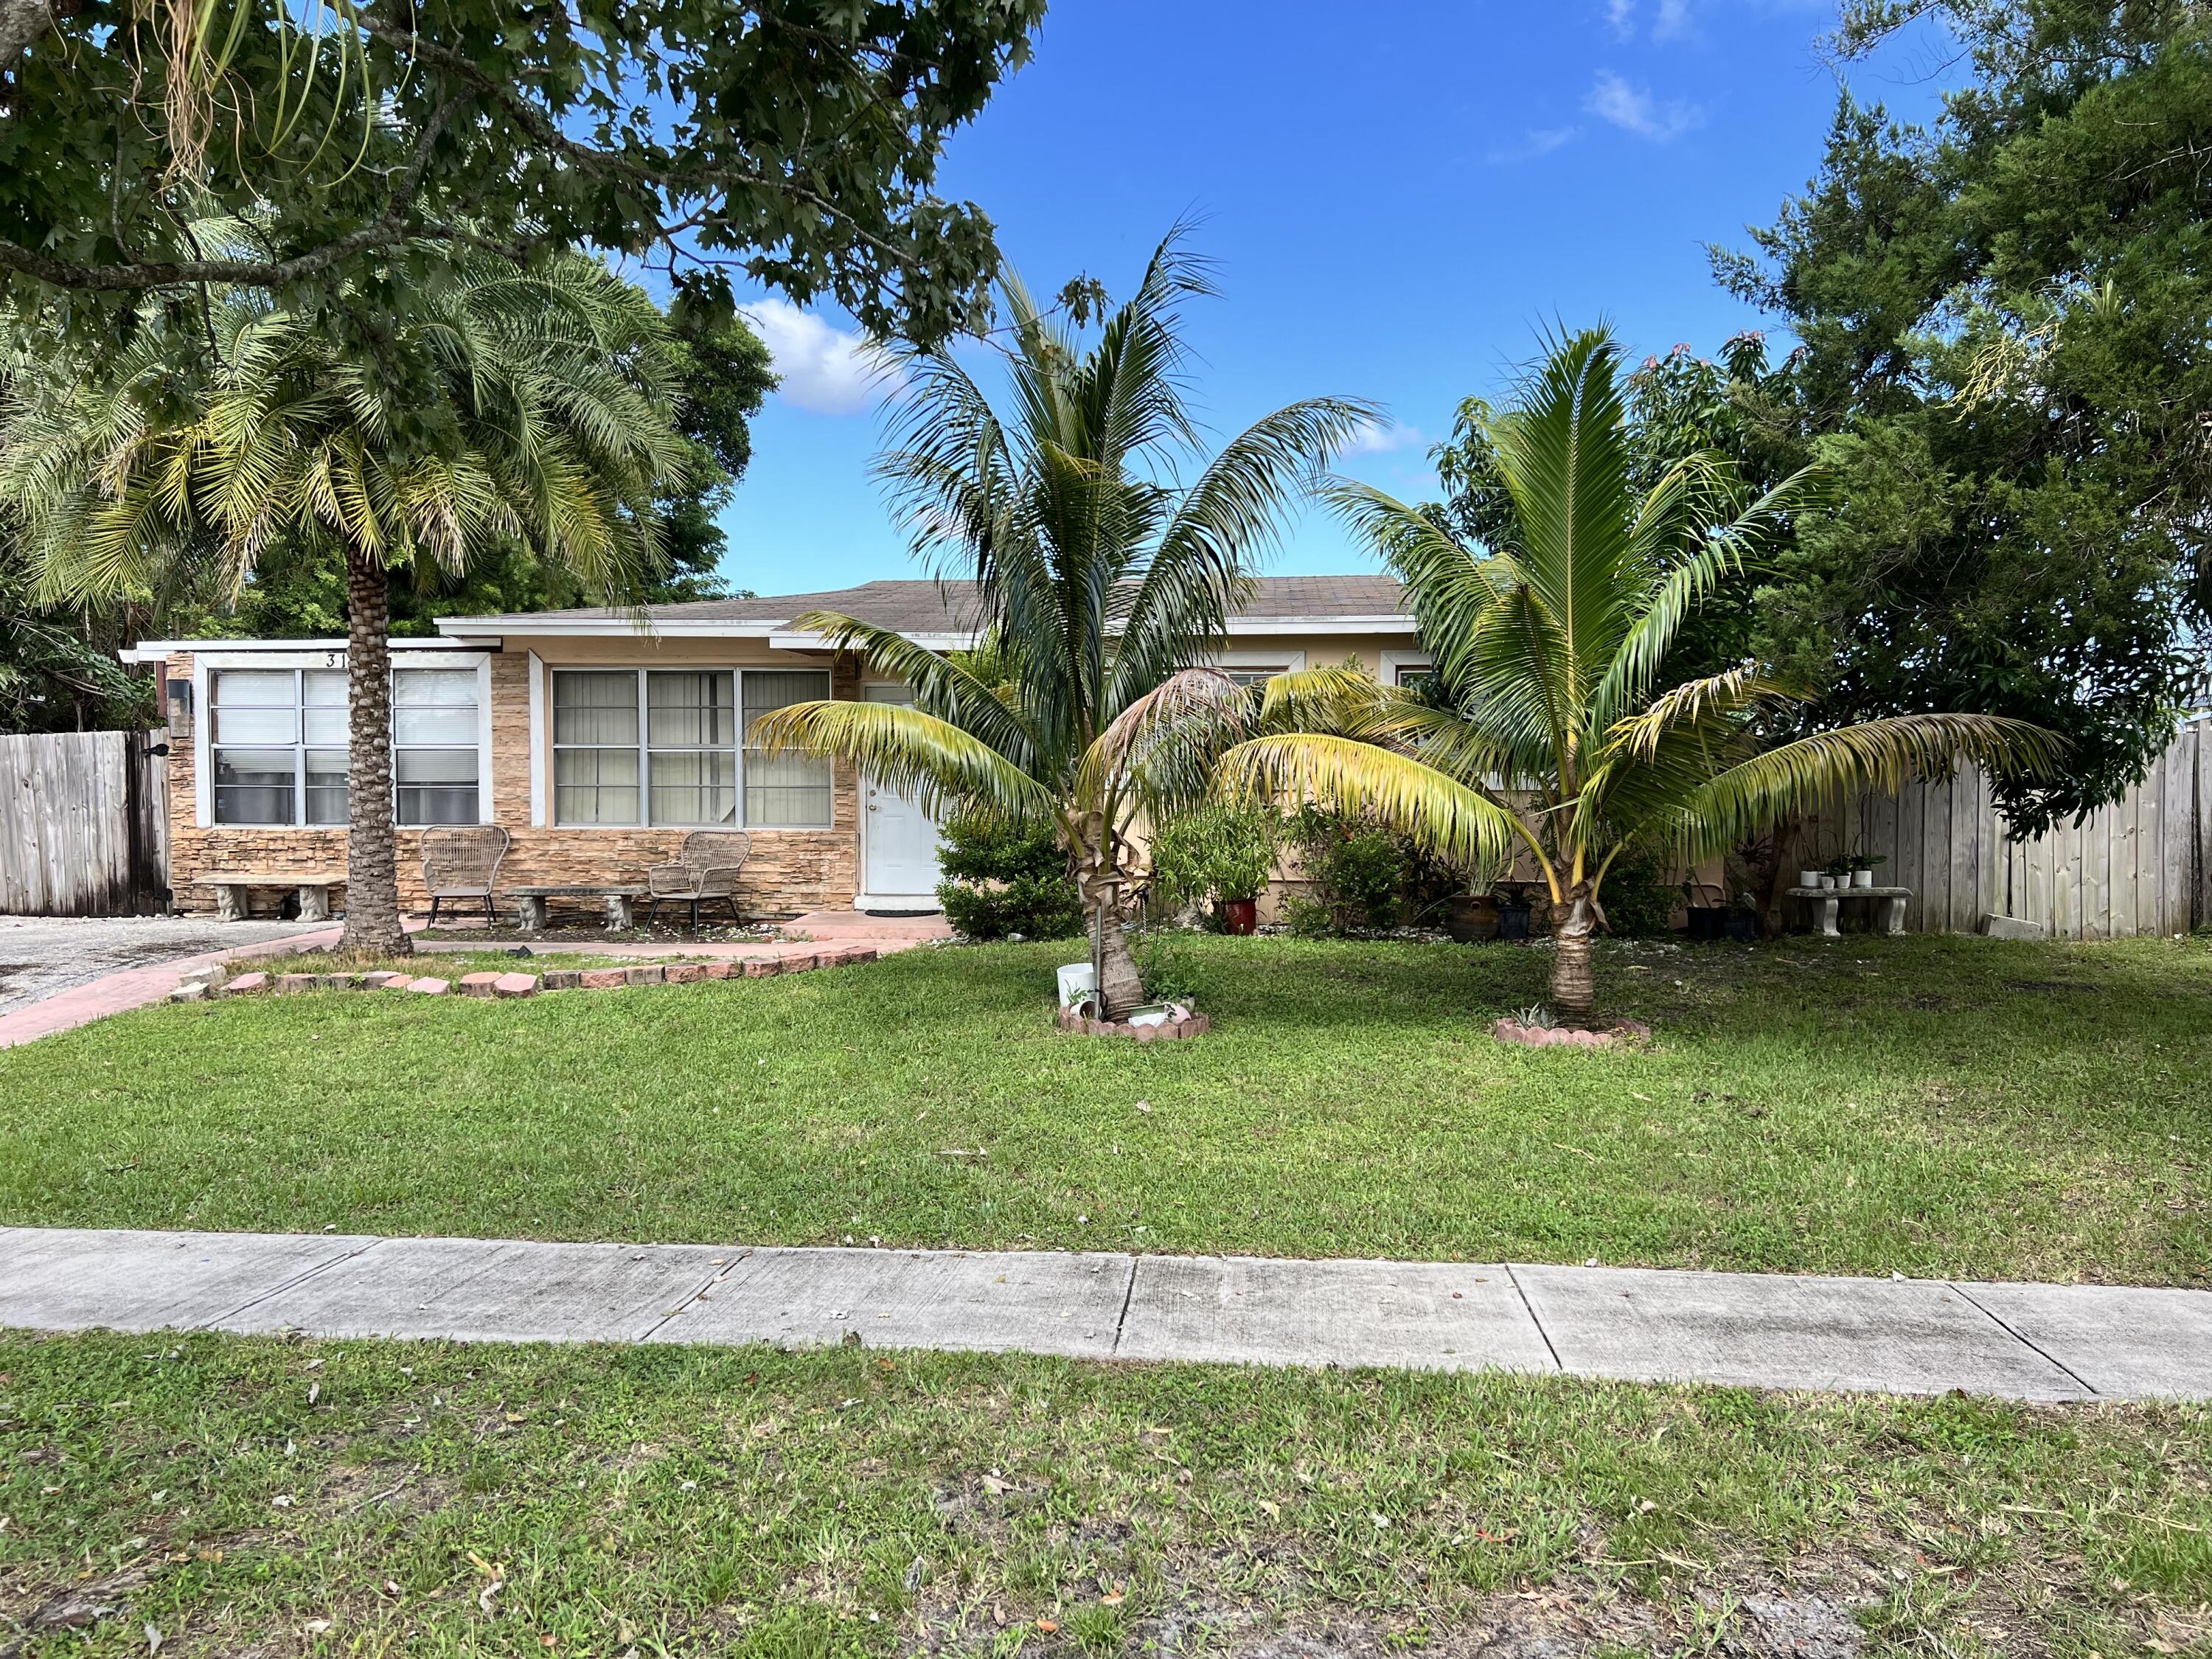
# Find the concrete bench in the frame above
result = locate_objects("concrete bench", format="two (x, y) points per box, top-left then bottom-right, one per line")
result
(507, 885), (650, 931)
(192, 872), (346, 922)
(1787, 884), (1911, 937)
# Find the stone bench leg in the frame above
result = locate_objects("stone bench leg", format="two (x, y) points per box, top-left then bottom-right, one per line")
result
(515, 895), (547, 931)
(1815, 896), (1841, 938)
(605, 894), (634, 930)
(213, 882), (248, 922)
(1881, 896), (1907, 936)
(296, 883), (332, 923)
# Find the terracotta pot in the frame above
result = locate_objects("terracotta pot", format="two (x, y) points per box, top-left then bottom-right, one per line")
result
(1447, 893), (1501, 942)
(1220, 897), (1259, 936)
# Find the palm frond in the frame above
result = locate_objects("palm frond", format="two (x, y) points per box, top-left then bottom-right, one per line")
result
(748, 700), (1058, 824)
(1680, 715), (2065, 858)
(1216, 734), (1527, 874)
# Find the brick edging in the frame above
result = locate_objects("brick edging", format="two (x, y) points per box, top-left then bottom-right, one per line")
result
(175, 947), (882, 1002)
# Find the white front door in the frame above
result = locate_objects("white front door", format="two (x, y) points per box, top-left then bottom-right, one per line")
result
(860, 684), (944, 906)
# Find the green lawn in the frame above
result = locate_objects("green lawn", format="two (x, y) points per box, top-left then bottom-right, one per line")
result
(1, 1329), (2206, 1658)
(1, 934), (2207, 1283)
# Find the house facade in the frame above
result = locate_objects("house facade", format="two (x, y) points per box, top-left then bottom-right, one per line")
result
(127, 576), (1424, 920)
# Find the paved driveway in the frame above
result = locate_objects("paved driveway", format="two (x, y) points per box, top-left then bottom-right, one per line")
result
(0, 914), (324, 1017)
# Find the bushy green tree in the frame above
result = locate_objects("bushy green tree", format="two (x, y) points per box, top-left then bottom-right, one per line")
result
(1713, 0), (2212, 833)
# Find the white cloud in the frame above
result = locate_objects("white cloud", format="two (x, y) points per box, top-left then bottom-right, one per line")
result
(1653, 0), (1692, 36)
(1585, 70), (1703, 142)
(1344, 418), (1427, 457)
(738, 298), (903, 415)
(1486, 125), (1579, 164)
(1604, 0), (1635, 35)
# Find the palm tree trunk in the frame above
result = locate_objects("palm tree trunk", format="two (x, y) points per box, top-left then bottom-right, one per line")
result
(1548, 883), (1599, 1026)
(340, 549), (413, 957)
(1086, 877), (1147, 1016)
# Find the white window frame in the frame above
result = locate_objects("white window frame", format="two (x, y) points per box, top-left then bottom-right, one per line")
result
(1210, 650), (1307, 687)
(192, 649), (493, 830)
(547, 666), (835, 831)
(392, 665), (491, 828)
(1380, 650), (1433, 688)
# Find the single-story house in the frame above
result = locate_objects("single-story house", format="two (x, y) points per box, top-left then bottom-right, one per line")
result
(124, 576), (1427, 919)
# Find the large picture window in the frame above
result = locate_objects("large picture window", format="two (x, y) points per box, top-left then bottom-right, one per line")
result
(210, 668), (348, 827)
(551, 668), (832, 828)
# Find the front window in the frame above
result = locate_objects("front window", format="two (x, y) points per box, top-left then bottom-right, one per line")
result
(393, 669), (481, 826)
(210, 668), (348, 827)
(550, 667), (832, 829)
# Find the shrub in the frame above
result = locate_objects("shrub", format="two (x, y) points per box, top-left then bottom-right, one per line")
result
(1149, 802), (1281, 920)
(1281, 895), (1334, 938)
(1287, 805), (1414, 933)
(1600, 851), (1676, 939)
(934, 814), (1085, 941)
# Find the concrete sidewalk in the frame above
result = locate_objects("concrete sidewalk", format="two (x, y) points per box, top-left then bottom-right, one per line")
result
(1, 1225), (2206, 1402)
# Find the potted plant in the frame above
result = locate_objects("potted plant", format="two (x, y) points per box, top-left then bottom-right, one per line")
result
(1683, 877), (1726, 941)
(1447, 889), (1502, 943)
(1493, 880), (1535, 940)
(1848, 852), (1887, 889)
(1150, 803), (1279, 937)
(1821, 854), (1855, 891)
(1724, 890), (1761, 941)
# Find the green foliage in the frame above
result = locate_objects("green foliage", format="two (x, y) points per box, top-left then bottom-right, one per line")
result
(1132, 925), (1204, 1004)
(1280, 895), (1335, 939)
(1716, 0), (2212, 832)
(1149, 801), (1281, 915)
(1287, 804), (1416, 933)
(934, 813), (1083, 942)
(4, 0), (1041, 352)
(1599, 852), (1676, 939)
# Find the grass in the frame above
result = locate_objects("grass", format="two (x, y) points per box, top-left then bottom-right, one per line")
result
(0, 933), (2207, 1284)
(1, 1329), (2207, 1657)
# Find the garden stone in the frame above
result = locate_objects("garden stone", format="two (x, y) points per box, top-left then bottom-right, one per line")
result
(491, 973), (538, 998)
(625, 965), (667, 986)
(742, 959), (782, 978)
(407, 977), (451, 995)
(168, 983), (208, 1003)
(458, 972), (502, 998)
(580, 968), (627, 990)
(359, 972), (404, 989)
(664, 963), (706, 984)
(703, 961), (736, 979)
(1981, 914), (2045, 940)
(225, 972), (269, 994)
(541, 970), (583, 990)
(275, 974), (317, 993)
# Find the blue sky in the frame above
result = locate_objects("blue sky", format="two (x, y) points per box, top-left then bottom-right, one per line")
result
(717, 1), (1958, 596)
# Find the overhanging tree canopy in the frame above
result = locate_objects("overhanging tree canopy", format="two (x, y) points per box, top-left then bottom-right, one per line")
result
(1, 0), (1043, 344)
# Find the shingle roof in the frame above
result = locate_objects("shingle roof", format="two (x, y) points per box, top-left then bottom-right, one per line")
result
(442, 575), (1408, 633)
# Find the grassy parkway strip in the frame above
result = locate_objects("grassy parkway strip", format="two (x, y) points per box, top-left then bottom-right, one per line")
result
(2, 1225), (2208, 1402)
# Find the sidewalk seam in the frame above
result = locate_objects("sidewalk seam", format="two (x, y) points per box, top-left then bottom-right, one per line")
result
(1946, 1280), (2099, 1397)
(206, 1236), (389, 1329)
(1108, 1256), (1141, 1355)
(645, 1248), (751, 1342)
(1503, 1264), (1564, 1373)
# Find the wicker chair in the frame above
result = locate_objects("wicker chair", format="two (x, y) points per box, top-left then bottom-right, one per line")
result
(421, 825), (511, 925)
(646, 830), (751, 927)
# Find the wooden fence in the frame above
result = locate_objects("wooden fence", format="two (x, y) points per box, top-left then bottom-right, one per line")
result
(0, 730), (167, 917)
(1790, 720), (2211, 938)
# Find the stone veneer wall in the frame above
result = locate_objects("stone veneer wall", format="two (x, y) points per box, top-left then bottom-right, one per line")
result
(161, 651), (864, 919)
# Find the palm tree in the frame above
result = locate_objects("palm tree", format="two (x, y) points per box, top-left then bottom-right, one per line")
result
(750, 234), (1376, 1014)
(2, 243), (686, 953)
(1218, 329), (2060, 1026)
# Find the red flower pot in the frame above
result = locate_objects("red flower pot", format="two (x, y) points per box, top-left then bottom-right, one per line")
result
(1220, 897), (1259, 935)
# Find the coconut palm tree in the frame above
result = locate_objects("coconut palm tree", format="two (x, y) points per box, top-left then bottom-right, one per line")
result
(749, 234), (1376, 1015)
(2, 242), (686, 954)
(1217, 328), (2060, 1026)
